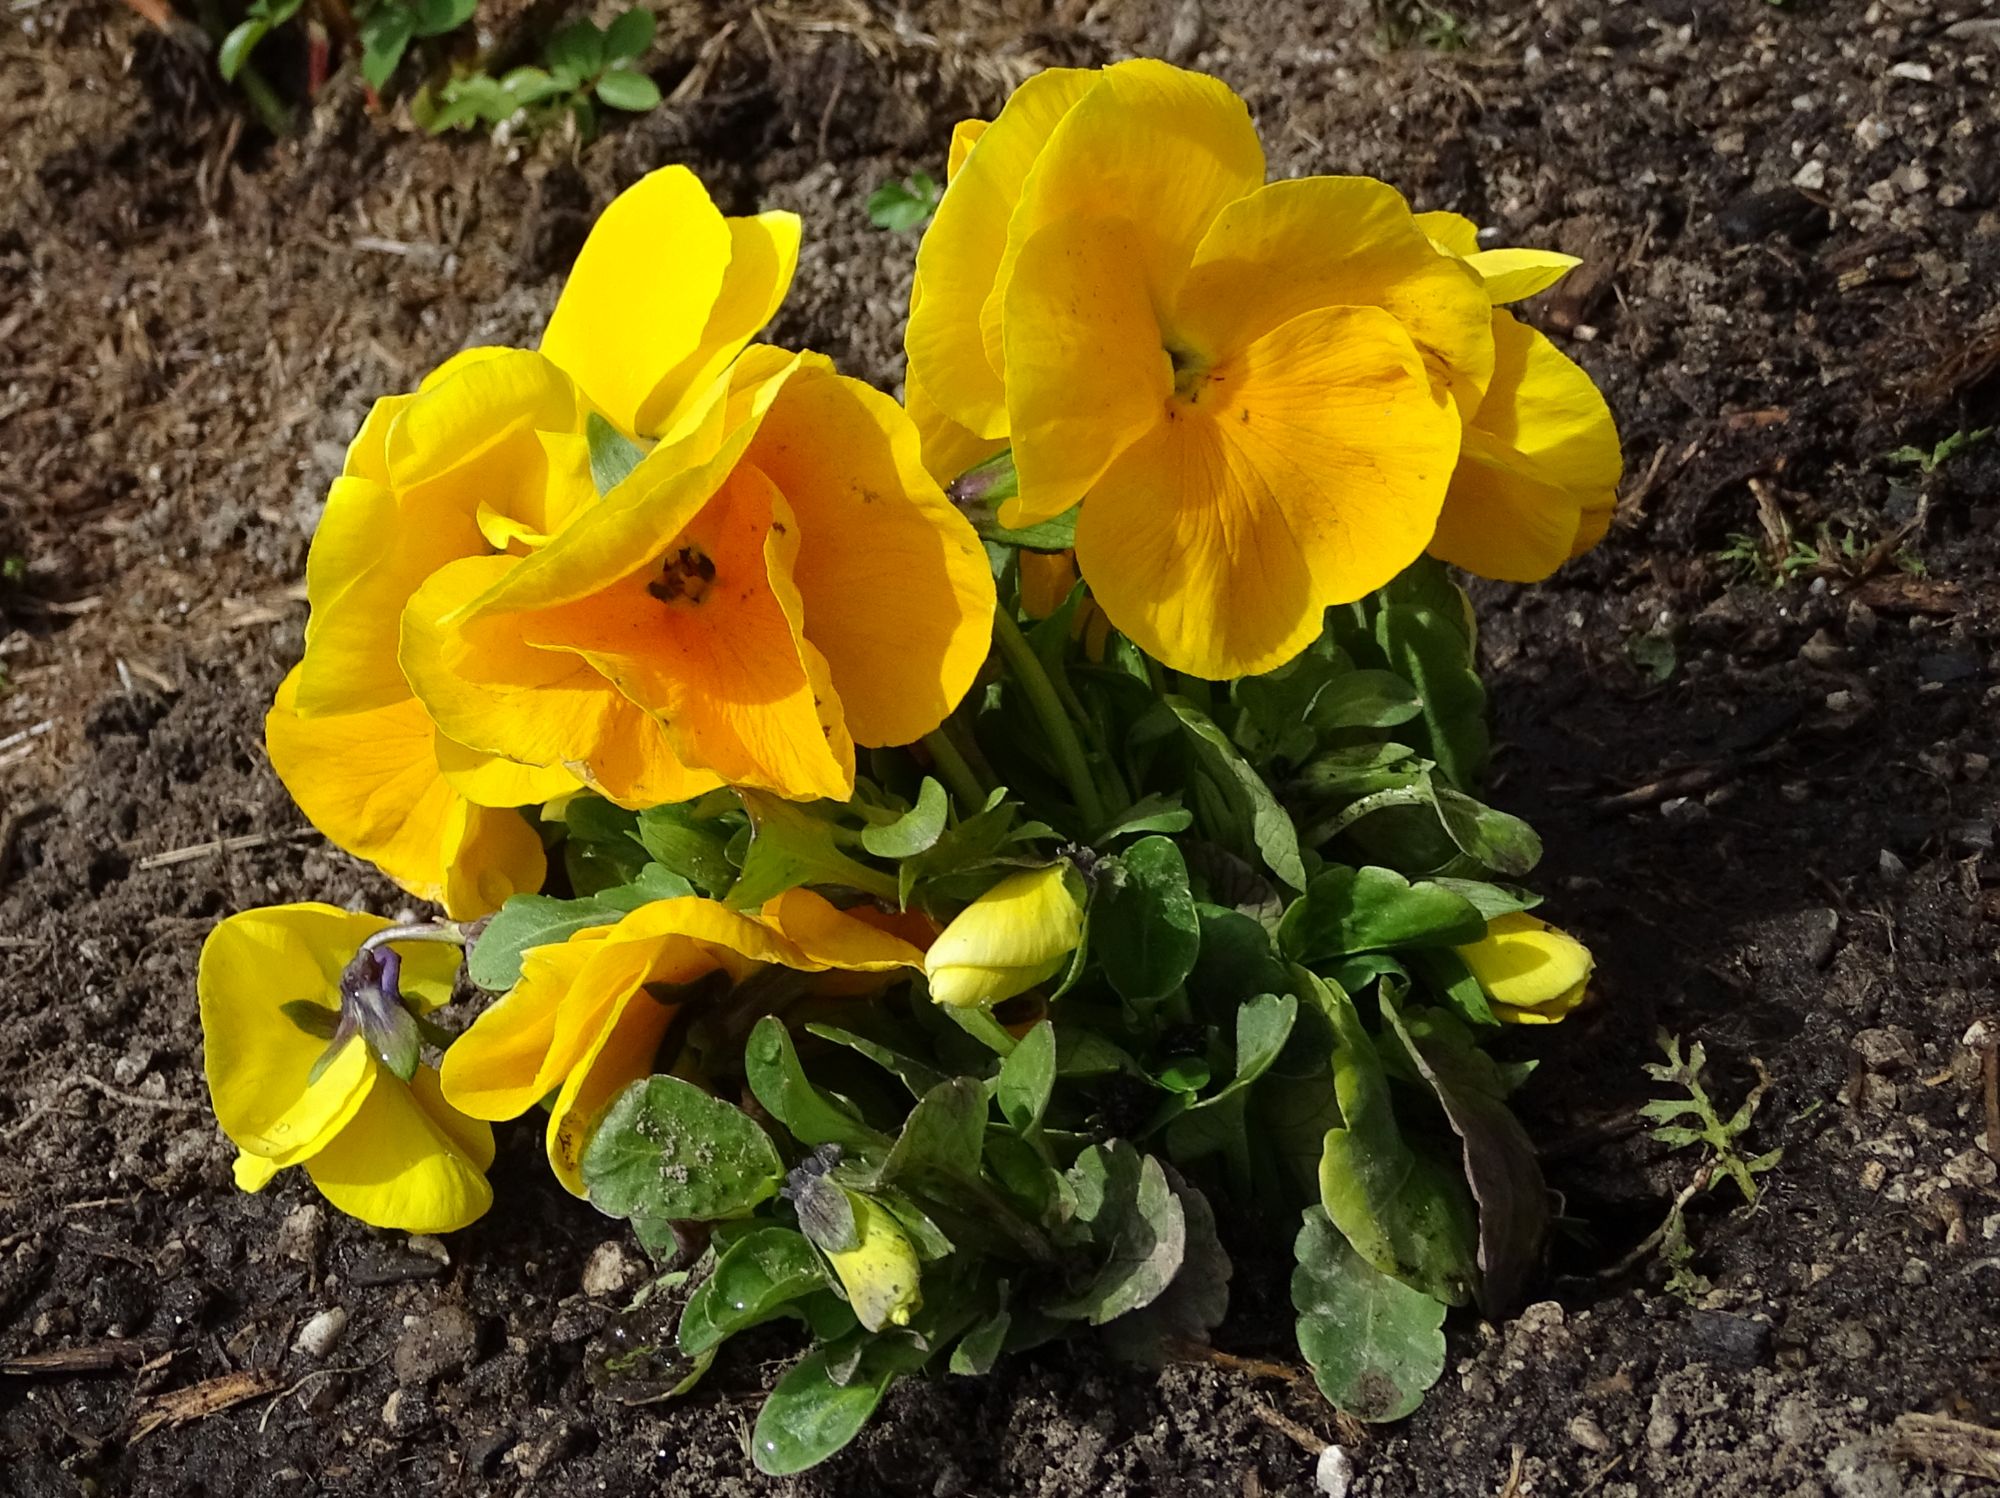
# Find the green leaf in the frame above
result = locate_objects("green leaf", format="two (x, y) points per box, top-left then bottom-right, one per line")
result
(602, 5), (656, 59)
(359, 7), (416, 90)
(1376, 588), (1488, 791)
(678, 1227), (827, 1356)
(545, 18), (606, 78)
(1162, 696), (1306, 891)
(752, 1335), (928, 1475)
(1279, 866), (1486, 962)
(877, 1078), (986, 1190)
(804, 1024), (948, 1098)
(596, 66), (662, 111)
(410, 0), (475, 35)
(1189, 905), (1291, 1008)
(860, 778), (949, 858)
(1094, 793), (1194, 843)
(1380, 995), (1549, 1314)
(582, 1077), (785, 1224)
(1093, 836), (1200, 1004)
(730, 792), (896, 907)
(1102, 1166), (1230, 1363)
(865, 174), (944, 233)
(1409, 948), (1496, 1028)
(586, 412), (646, 494)
(980, 504), (1078, 551)
(1427, 878), (1541, 921)
(218, 18), (271, 81)
(1050, 1145), (1187, 1325)
(635, 802), (736, 896)
(1427, 786), (1542, 877)
(949, 1304), (1012, 1376)
(744, 1017), (886, 1152)
(1303, 970), (1477, 1305)
(996, 1020), (1056, 1134)
(1294, 1207), (1447, 1422)
(1312, 669), (1424, 729)
(1291, 742), (1426, 802)
(1190, 991), (1297, 1109)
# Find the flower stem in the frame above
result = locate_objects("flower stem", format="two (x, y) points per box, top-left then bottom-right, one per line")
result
(992, 609), (1106, 831)
(359, 921), (476, 954)
(922, 728), (989, 815)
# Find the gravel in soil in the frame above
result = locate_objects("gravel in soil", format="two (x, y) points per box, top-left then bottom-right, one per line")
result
(3, 0), (2000, 1493)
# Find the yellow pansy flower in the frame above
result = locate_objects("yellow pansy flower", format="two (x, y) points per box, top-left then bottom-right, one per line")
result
(1413, 211), (1624, 581)
(924, 863), (1085, 1009)
(1456, 911), (1595, 1025)
(905, 60), (1492, 679)
(200, 905), (495, 1233)
(439, 891), (926, 1194)
(399, 347), (996, 808)
(275, 166), (800, 907)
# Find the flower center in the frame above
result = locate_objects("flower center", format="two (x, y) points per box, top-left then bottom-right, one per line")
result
(648, 545), (717, 605)
(1167, 345), (1214, 403)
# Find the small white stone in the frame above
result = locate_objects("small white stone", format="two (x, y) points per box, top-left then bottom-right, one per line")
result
(406, 1234), (450, 1266)
(581, 1240), (642, 1299)
(1315, 1445), (1356, 1497)
(1888, 61), (1934, 82)
(1792, 160), (1828, 191)
(293, 1307), (349, 1360)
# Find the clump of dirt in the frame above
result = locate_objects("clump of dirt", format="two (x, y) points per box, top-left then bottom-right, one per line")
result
(4, 0), (1999, 1494)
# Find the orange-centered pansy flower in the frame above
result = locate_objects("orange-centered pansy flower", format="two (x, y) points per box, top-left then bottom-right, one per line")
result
(439, 891), (926, 1193)
(1414, 211), (1624, 582)
(399, 345), (996, 808)
(905, 59), (1494, 679)
(271, 167), (803, 912)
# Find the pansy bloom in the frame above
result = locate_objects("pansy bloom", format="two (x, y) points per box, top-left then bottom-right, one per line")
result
(440, 891), (926, 1192)
(1414, 212), (1623, 582)
(399, 346), (996, 807)
(272, 167), (801, 913)
(906, 59), (1494, 679)
(200, 905), (495, 1233)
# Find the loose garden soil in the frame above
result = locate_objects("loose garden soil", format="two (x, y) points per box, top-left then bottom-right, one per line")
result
(4, 0), (1999, 1493)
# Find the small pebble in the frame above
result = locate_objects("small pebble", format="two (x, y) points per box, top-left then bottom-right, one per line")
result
(1315, 1444), (1355, 1497)
(293, 1306), (349, 1360)
(275, 1205), (325, 1266)
(581, 1240), (641, 1300)
(1569, 1414), (1613, 1453)
(393, 1302), (480, 1385)
(1943, 1147), (1998, 1189)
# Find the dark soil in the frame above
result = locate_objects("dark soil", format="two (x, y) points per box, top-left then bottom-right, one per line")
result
(5, 0), (2000, 1494)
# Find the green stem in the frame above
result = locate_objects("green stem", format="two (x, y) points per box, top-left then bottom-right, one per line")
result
(992, 610), (1105, 830)
(922, 728), (989, 815)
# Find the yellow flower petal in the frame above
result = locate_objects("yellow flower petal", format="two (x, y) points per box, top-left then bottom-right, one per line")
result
(302, 1066), (495, 1233)
(1174, 176), (1495, 417)
(544, 980), (685, 1196)
(233, 1151), (282, 1192)
(266, 668), (546, 919)
(520, 467), (855, 802)
(757, 888), (928, 971)
(1464, 246), (1581, 305)
(1075, 304), (1459, 679)
(905, 67), (1097, 440)
(1018, 549), (1079, 620)
(946, 118), (987, 180)
(998, 214), (1173, 526)
(995, 59), (1265, 379)
(826, 1192), (922, 1330)
(433, 731), (581, 809)
(1429, 310), (1622, 582)
(643, 210), (803, 441)
(198, 905), (459, 1165)
(925, 864), (1083, 1009)
(402, 556), (720, 810)
(1457, 911), (1594, 1024)
(744, 367), (996, 748)
(905, 363), (1006, 484)
(539, 166), (734, 437)
(1413, 209), (1481, 258)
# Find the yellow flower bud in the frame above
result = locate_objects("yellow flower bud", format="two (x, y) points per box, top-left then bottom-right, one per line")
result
(923, 864), (1084, 1009)
(825, 1193), (922, 1332)
(1456, 912), (1594, 1025)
